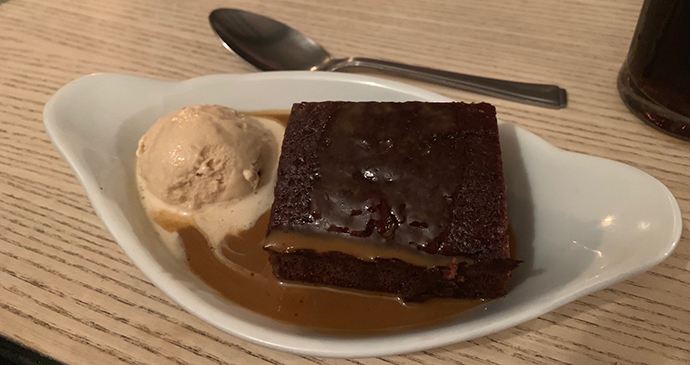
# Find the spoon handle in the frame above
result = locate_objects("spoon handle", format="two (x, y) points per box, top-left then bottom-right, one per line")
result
(327, 57), (567, 109)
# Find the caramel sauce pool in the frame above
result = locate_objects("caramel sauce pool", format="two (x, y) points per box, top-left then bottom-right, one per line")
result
(174, 112), (497, 331)
(180, 212), (484, 331)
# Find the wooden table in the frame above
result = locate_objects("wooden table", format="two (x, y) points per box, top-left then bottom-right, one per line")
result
(1, 0), (689, 364)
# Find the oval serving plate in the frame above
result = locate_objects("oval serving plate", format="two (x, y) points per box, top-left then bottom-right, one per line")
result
(43, 72), (682, 358)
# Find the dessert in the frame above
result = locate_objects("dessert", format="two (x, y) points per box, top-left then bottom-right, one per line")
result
(265, 102), (519, 302)
(136, 103), (517, 330)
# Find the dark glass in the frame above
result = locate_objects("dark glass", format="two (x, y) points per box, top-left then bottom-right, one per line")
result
(618, 0), (690, 140)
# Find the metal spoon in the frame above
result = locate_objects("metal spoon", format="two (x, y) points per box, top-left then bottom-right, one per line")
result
(209, 8), (567, 109)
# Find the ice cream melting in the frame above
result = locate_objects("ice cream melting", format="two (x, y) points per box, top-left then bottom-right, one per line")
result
(136, 105), (284, 259)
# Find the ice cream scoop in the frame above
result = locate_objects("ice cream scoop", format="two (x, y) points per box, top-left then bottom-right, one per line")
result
(136, 105), (274, 211)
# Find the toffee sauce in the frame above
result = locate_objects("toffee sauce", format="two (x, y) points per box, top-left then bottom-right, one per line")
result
(179, 211), (483, 331)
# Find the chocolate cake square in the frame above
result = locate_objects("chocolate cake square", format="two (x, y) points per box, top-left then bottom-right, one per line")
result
(264, 102), (519, 302)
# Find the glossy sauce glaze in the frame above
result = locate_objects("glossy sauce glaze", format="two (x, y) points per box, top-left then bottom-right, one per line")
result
(268, 103), (510, 261)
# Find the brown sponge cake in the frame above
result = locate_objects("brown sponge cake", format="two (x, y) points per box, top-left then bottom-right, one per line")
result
(265, 101), (519, 302)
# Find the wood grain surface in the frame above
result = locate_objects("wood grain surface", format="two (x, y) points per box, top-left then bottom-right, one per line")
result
(1, 0), (689, 364)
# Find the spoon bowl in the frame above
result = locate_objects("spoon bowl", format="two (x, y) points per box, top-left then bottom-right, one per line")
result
(210, 9), (332, 71)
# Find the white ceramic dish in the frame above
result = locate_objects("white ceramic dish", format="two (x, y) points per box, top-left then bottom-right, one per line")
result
(43, 72), (682, 358)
